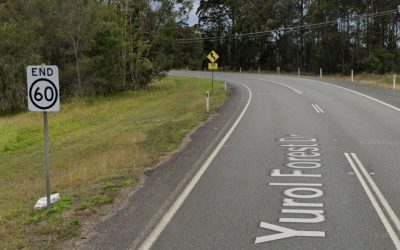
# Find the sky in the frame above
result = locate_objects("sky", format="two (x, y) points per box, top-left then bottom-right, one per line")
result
(188, 0), (200, 26)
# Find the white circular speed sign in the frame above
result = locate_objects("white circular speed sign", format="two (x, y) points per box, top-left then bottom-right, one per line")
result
(27, 66), (60, 112)
(29, 78), (58, 110)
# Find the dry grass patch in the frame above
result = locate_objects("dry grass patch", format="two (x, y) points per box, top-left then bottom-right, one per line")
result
(273, 71), (397, 90)
(321, 73), (396, 89)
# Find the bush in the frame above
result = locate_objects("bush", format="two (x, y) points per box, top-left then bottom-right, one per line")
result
(368, 46), (395, 74)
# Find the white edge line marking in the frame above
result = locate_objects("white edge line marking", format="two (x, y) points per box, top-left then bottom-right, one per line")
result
(344, 153), (400, 249)
(311, 104), (320, 113)
(138, 79), (253, 250)
(351, 153), (400, 232)
(248, 77), (303, 94)
(282, 76), (400, 113)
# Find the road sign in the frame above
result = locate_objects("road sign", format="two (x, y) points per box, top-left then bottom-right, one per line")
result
(27, 65), (60, 112)
(207, 51), (220, 92)
(27, 65), (60, 209)
(207, 50), (219, 63)
(208, 63), (218, 70)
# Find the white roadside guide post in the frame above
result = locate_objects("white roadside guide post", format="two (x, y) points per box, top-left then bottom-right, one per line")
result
(393, 74), (397, 90)
(27, 65), (61, 209)
(258, 67), (261, 75)
(298, 67), (301, 76)
(224, 82), (227, 91)
(206, 91), (210, 112)
(240, 67), (242, 73)
(320, 68), (323, 78)
(351, 69), (354, 82)
(277, 67), (280, 76)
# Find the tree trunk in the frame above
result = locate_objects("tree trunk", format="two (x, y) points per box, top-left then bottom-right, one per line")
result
(73, 40), (82, 96)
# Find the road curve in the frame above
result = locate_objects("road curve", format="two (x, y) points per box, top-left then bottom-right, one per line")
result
(81, 71), (400, 250)
(149, 71), (400, 250)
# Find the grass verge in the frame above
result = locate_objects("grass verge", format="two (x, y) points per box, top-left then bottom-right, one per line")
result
(242, 70), (398, 90)
(323, 73), (397, 89)
(0, 76), (225, 248)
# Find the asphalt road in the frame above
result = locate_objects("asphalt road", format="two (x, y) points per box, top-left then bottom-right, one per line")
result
(80, 71), (400, 250)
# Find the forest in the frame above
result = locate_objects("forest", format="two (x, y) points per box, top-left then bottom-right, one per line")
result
(1, 0), (400, 114)
(0, 0), (202, 114)
(195, 0), (400, 75)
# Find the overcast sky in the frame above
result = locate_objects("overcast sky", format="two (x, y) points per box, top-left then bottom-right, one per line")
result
(188, 0), (199, 26)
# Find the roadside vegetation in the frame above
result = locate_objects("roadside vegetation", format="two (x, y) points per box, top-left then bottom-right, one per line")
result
(254, 70), (400, 90)
(1, 0), (398, 247)
(282, 71), (399, 90)
(1, 1), (398, 116)
(0, 76), (225, 249)
(0, 0), (203, 114)
(196, 1), (399, 75)
(325, 73), (400, 90)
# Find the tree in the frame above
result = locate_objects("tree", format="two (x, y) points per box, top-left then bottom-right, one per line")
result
(0, 0), (194, 114)
(195, 0), (400, 75)
(0, 22), (41, 113)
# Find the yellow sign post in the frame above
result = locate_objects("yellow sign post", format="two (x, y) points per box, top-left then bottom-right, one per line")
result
(207, 51), (220, 91)
(208, 63), (218, 70)
(207, 50), (219, 63)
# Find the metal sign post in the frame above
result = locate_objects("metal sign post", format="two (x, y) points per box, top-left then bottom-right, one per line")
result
(27, 65), (60, 208)
(43, 111), (51, 207)
(208, 63), (218, 92)
(212, 71), (214, 92)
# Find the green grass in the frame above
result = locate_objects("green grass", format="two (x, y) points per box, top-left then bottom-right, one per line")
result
(0, 76), (225, 248)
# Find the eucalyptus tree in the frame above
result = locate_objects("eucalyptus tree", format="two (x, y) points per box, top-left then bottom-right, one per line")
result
(0, 0), (197, 113)
(195, 0), (399, 74)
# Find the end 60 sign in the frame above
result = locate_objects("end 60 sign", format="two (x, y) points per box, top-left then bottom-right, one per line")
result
(27, 65), (60, 208)
(27, 65), (60, 112)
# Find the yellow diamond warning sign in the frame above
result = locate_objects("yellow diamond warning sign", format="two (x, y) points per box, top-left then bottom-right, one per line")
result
(208, 63), (218, 70)
(207, 50), (219, 63)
